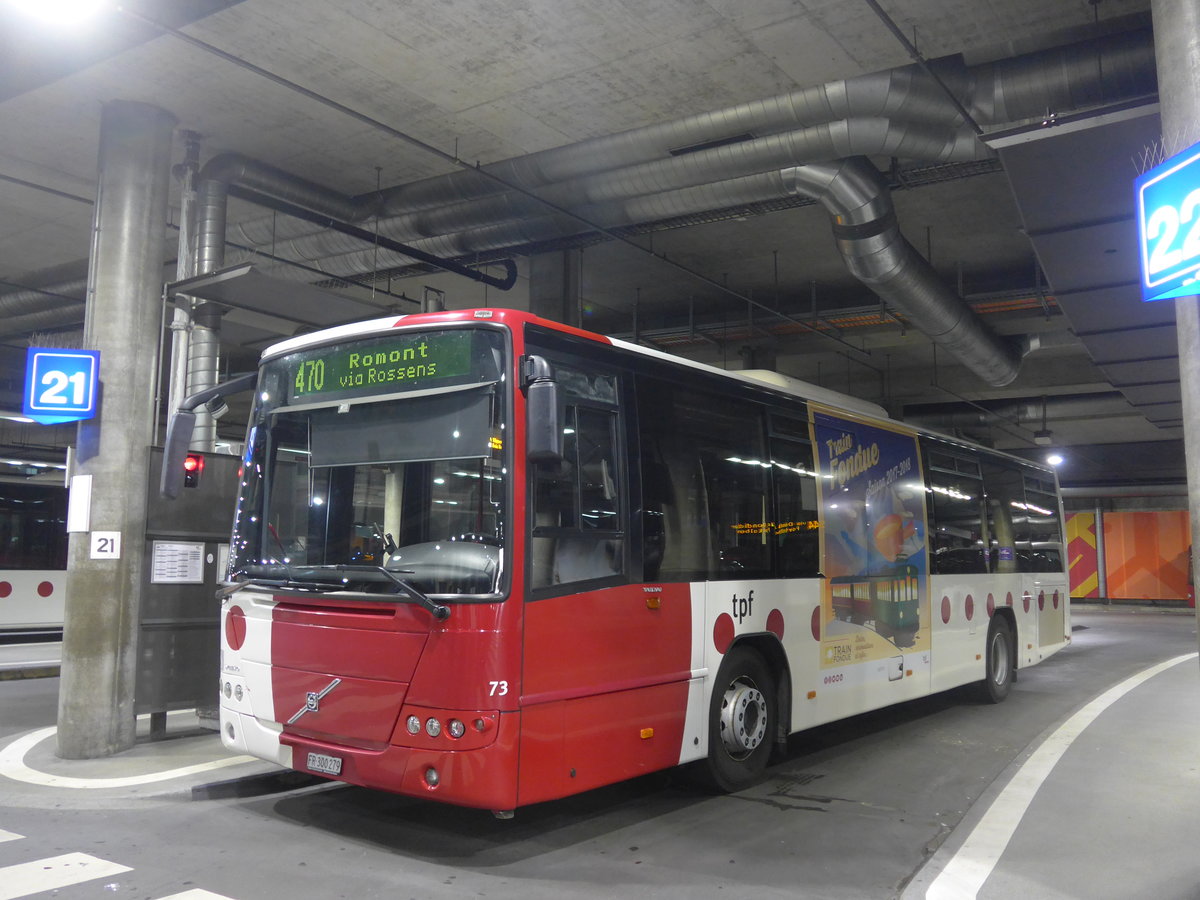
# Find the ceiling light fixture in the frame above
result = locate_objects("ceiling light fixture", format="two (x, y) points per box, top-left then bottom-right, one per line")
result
(1033, 395), (1052, 446)
(7, 0), (107, 26)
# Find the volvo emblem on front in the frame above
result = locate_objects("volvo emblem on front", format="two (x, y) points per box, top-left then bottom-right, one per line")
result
(287, 678), (342, 724)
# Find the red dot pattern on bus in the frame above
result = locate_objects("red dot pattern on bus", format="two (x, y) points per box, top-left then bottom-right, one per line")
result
(713, 613), (735, 654)
(225, 605), (247, 651)
(986, 593), (996, 617)
(810, 606), (821, 641)
(1022, 592), (1031, 613)
(964, 594), (975, 621)
(766, 608), (784, 640)
(1038, 590), (1045, 611)
(0, 580), (58, 598)
(940, 596), (951, 624)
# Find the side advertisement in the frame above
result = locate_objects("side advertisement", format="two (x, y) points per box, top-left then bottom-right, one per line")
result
(811, 406), (930, 676)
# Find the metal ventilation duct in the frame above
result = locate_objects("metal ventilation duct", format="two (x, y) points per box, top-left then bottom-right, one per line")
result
(785, 158), (1024, 385)
(0, 30), (1159, 381)
(904, 392), (1135, 431)
(223, 29), (1155, 256)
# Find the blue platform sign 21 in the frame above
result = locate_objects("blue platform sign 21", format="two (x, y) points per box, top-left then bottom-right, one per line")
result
(23, 348), (100, 425)
(1136, 141), (1200, 301)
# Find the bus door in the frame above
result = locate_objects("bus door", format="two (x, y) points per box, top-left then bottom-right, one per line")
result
(520, 356), (692, 803)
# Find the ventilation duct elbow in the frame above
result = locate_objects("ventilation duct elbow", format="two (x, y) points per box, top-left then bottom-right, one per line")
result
(784, 159), (1022, 386)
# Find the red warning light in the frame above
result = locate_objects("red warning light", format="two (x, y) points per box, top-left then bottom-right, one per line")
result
(183, 452), (204, 488)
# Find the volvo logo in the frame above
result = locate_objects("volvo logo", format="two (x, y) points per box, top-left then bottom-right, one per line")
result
(287, 678), (342, 724)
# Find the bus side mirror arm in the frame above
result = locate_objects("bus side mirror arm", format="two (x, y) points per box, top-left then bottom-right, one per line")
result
(160, 371), (257, 499)
(521, 355), (562, 464)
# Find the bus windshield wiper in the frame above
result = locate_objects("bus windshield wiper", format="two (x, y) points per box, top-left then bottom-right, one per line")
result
(228, 564), (450, 621)
(374, 565), (450, 621)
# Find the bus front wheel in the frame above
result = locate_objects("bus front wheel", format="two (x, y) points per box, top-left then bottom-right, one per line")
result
(976, 616), (1014, 703)
(704, 645), (776, 792)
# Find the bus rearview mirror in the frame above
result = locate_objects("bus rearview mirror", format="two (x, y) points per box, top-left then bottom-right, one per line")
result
(160, 409), (196, 499)
(523, 355), (562, 464)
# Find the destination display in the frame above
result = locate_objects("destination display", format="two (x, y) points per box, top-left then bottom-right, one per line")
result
(279, 329), (487, 404)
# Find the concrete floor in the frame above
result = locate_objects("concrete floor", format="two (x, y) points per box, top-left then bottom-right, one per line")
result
(0, 606), (1197, 900)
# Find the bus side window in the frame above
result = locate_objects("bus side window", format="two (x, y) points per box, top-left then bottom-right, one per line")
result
(641, 432), (713, 582)
(980, 460), (1025, 574)
(769, 434), (819, 577)
(636, 379), (768, 582)
(923, 443), (987, 575)
(1021, 475), (1064, 573)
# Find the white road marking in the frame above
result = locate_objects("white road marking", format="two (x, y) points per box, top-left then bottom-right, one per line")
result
(157, 890), (240, 899)
(0, 726), (255, 789)
(0, 829), (23, 842)
(0, 852), (131, 900)
(925, 651), (1199, 900)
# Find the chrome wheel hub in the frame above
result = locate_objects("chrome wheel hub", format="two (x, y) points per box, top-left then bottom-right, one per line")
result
(989, 631), (1010, 683)
(719, 678), (768, 757)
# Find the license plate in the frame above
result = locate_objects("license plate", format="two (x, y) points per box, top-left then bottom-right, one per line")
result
(306, 752), (343, 776)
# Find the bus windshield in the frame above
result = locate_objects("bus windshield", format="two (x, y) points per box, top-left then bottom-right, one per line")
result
(229, 327), (508, 597)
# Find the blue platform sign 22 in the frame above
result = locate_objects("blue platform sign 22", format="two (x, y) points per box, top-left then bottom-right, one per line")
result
(1135, 141), (1200, 301)
(23, 348), (100, 425)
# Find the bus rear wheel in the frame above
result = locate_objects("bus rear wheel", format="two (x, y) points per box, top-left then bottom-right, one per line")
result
(704, 645), (776, 792)
(976, 616), (1014, 703)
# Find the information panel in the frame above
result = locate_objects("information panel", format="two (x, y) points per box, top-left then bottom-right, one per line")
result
(1135, 140), (1200, 302)
(23, 348), (100, 424)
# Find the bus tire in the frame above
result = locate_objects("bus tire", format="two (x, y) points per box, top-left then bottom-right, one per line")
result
(704, 645), (776, 792)
(976, 616), (1014, 704)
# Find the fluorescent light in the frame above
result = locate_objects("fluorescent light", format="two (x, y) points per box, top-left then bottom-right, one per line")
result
(7, 0), (108, 25)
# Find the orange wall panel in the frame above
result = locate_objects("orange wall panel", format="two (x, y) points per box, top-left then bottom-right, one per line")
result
(1102, 510), (1192, 601)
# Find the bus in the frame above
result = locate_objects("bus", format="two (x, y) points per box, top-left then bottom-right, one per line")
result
(205, 308), (1069, 814)
(0, 479), (68, 641)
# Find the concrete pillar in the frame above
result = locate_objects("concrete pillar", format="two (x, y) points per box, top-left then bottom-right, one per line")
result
(57, 101), (175, 759)
(1150, 0), (1200, 650)
(528, 249), (581, 326)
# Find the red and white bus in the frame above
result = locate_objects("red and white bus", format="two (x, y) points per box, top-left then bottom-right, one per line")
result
(0, 479), (68, 640)
(210, 308), (1069, 814)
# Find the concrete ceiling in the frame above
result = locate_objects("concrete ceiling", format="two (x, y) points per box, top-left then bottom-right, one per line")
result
(0, 0), (1183, 488)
